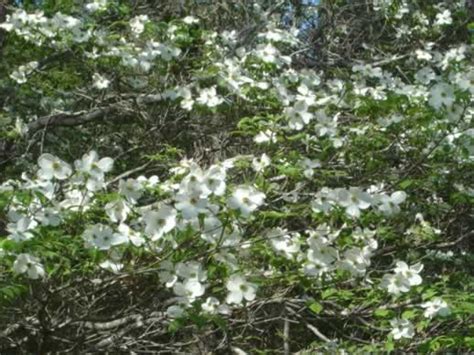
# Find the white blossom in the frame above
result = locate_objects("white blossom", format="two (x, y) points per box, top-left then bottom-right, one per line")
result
(10, 61), (38, 84)
(429, 82), (455, 109)
(13, 253), (45, 279)
(85, 0), (108, 12)
(175, 192), (208, 219)
(201, 296), (220, 314)
(7, 216), (38, 242)
(183, 16), (199, 24)
(286, 101), (313, 130)
(83, 224), (128, 250)
(92, 73), (110, 89)
(228, 186), (265, 217)
(166, 305), (185, 318)
(36, 207), (61, 226)
(196, 86), (224, 107)
(175, 261), (207, 282)
(105, 199), (131, 223)
(390, 318), (415, 340)
(37, 153), (72, 180)
(252, 153), (271, 172)
(268, 228), (300, 259)
(116, 223), (146, 247)
(254, 129), (277, 144)
(130, 15), (149, 35)
(421, 298), (450, 318)
(173, 279), (206, 301)
(434, 9), (452, 26)
(304, 235), (338, 277)
(203, 165), (227, 196)
(143, 205), (177, 241)
(376, 191), (407, 215)
(381, 261), (423, 295)
(119, 178), (144, 203)
(99, 259), (124, 273)
(336, 187), (372, 218)
(226, 275), (257, 305)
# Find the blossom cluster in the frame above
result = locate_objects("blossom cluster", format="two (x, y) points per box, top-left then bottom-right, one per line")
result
(311, 187), (407, 218)
(1, 151), (269, 317)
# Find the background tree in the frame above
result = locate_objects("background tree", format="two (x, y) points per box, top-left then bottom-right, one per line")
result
(0, 0), (473, 353)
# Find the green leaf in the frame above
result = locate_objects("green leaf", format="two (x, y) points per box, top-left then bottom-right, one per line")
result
(374, 308), (391, 318)
(385, 340), (395, 352)
(464, 337), (474, 348)
(399, 179), (413, 189)
(321, 288), (337, 299)
(402, 309), (417, 320)
(457, 302), (474, 314)
(422, 289), (437, 301)
(309, 302), (323, 314)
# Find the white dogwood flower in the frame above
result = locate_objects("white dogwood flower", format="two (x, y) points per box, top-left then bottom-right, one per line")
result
(116, 223), (146, 247)
(381, 261), (423, 295)
(13, 253), (45, 279)
(37, 153), (72, 180)
(143, 205), (177, 240)
(390, 318), (415, 340)
(252, 153), (271, 173)
(286, 101), (313, 130)
(434, 9), (452, 26)
(74, 150), (114, 180)
(175, 192), (208, 219)
(267, 228), (300, 259)
(226, 275), (257, 305)
(105, 199), (131, 223)
(92, 73), (110, 89)
(99, 259), (124, 273)
(429, 83), (455, 109)
(201, 296), (220, 314)
(85, 0), (107, 12)
(183, 16), (199, 24)
(173, 279), (206, 301)
(394, 261), (423, 285)
(159, 260), (178, 288)
(166, 305), (185, 318)
(421, 298), (450, 318)
(376, 191), (407, 215)
(130, 15), (149, 35)
(254, 129), (277, 144)
(300, 158), (321, 178)
(255, 43), (279, 63)
(203, 165), (227, 196)
(175, 261), (207, 282)
(7, 216), (38, 242)
(340, 247), (373, 276)
(119, 178), (144, 203)
(196, 86), (223, 107)
(83, 224), (128, 250)
(336, 187), (372, 218)
(304, 235), (338, 277)
(228, 186), (265, 217)
(36, 207), (61, 226)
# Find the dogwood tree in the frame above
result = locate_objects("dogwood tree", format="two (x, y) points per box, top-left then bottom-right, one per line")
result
(0, 0), (473, 352)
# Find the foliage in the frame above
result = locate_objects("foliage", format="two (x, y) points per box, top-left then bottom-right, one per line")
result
(0, 0), (473, 352)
